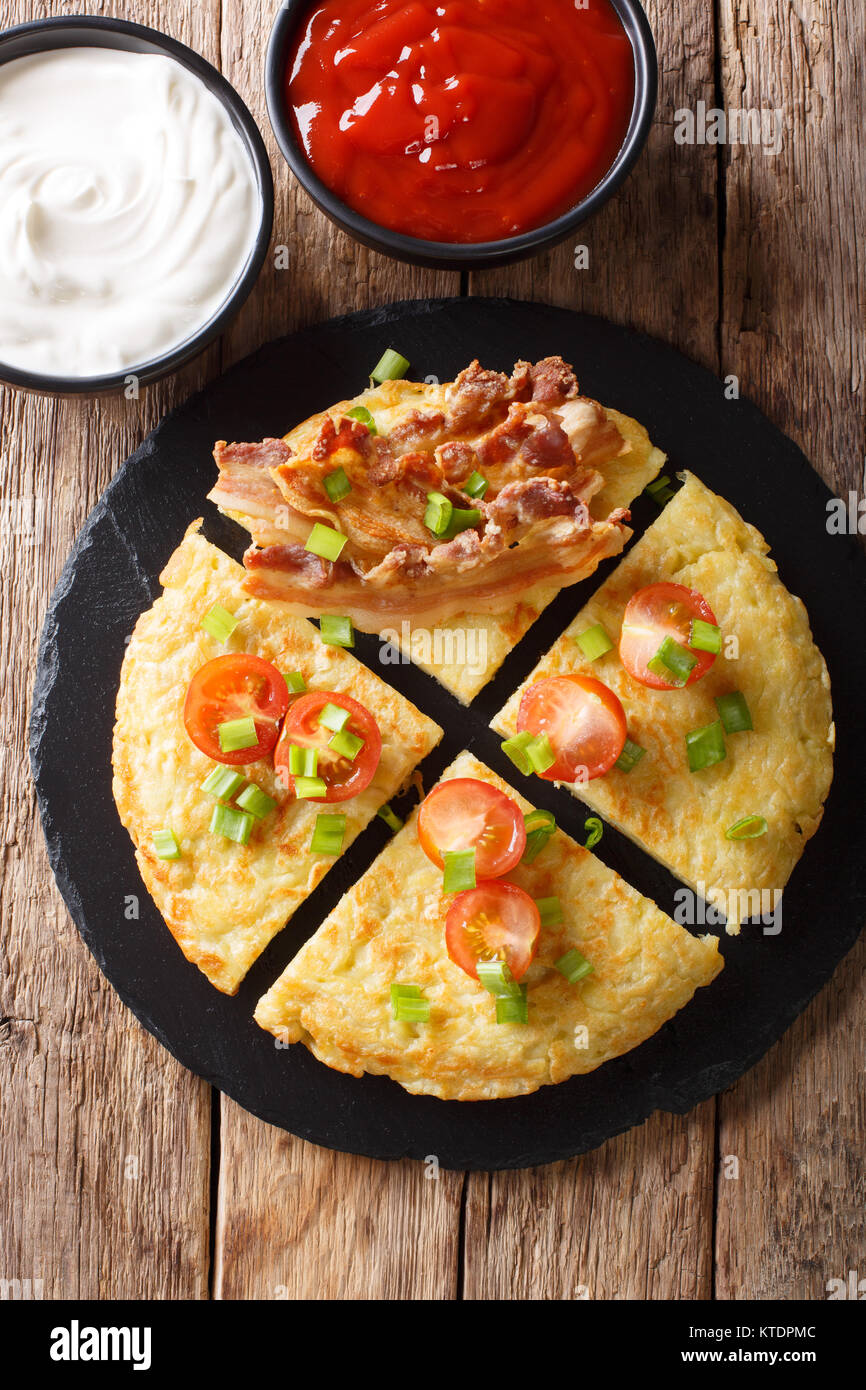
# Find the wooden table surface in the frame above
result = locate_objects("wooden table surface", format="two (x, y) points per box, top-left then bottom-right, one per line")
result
(1, 0), (863, 1301)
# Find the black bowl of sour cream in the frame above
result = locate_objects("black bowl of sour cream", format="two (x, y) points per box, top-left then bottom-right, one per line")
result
(0, 16), (273, 395)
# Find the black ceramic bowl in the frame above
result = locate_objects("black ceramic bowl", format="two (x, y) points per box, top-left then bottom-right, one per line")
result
(0, 16), (274, 396)
(266, 0), (657, 272)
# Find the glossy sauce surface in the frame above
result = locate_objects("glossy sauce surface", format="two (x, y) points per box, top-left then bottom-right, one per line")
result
(287, 0), (635, 243)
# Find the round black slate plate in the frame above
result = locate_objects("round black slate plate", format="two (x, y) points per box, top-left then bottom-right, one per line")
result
(29, 297), (866, 1170)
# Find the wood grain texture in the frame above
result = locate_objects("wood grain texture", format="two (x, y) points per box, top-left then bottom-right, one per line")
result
(718, 0), (865, 498)
(0, 0), (220, 1300)
(714, 0), (866, 1299)
(214, 1100), (462, 1300)
(465, 0), (722, 1302)
(464, 1103), (717, 1301)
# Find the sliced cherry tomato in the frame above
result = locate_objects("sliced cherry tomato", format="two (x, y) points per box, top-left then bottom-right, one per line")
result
(516, 674), (627, 782)
(418, 778), (526, 878)
(184, 655), (289, 765)
(619, 582), (719, 690)
(273, 690), (381, 803)
(446, 882), (541, 982)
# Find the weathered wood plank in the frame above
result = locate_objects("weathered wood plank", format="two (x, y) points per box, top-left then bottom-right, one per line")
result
(212, 0), (462, 1302)
(214, 1101), (463, 1300)
(714, 0), (865, 1299)
(464, 0), (722, 1301)
(464, 1103), (716, 1300)
(0, 0), (221, 1300)
(718, 0), (864, 497)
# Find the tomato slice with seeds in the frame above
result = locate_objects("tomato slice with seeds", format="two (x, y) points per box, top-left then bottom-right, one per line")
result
(446, 882), (541, 983)
(516, 675), (627, 782)
(184, 655), (289, 766)
(418, 778), (526, 878)
(619, 582), (719, 690)
(273, 690), (381, 803)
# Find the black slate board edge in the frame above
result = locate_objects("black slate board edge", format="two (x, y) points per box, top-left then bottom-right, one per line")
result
(28, 297), (866, 1170)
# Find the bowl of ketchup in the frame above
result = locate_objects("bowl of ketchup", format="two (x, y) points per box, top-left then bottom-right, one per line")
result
(266, 0), (656, 270)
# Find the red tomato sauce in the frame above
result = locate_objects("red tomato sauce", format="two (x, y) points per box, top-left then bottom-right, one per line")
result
(286, 0), (636, 243)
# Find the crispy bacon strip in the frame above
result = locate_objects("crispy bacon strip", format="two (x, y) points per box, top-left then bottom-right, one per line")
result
(557, 397), (627, 471)
(243, 474), (630, 629)
(209, 357), (631, 625)
(209, 439), (302, 547)
(243, 517), (628, 627)
(510, 356), (579, 405)
(272, 440), (445, 561)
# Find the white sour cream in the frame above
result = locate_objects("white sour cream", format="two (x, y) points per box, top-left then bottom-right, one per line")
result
(0, 47), (262, 379)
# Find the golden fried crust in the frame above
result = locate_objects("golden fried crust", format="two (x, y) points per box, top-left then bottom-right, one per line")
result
(112, 524), (442, 995)
(254, 752), (722, 1100)
(493, 473), (835, 931)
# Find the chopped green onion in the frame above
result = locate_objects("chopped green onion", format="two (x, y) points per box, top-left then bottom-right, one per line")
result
(476, 961), (521, 998)
(217, 716), (258, 753)
(323, 467), (352, 502)
(583, 817), (604, 851)
(689, 619), (722, 654)
(391, 983), (429, 1023)
(200, 603), (238, 644)
(522, 808), (556, 863)
(200, 766), (246, 801)
(496, 986), (528, 1024)
(725, 815), (768, 841)
(318, 702), (350, 733)
(391, 982), (421, 1006)
(282, 671), (307, 694)
(209, 804), (254, 846)
(575, 622), (613, 661)
(319, 615), (354, 648)
(645, 475), (675, 505)
(715, 690), (753, 734)
(152, 828), (181, 860)
(424, 491), (453, 537)
(501, 730), (534, 775)
(523, 830), (552, 863)
(524, 808), (556, 836)
(236, 783), (278, 819)
(345, 405), (378, 436)
(555, 948), (594, 984)
(329, 729), (364, 761)
(686, 720), (727, 772)
(615, 737), (647, 772)
(309, 812), (346, 855)
(534, 896), (563, 928)
(394, 997), (431, 1023)
(371, 348), (410, 384)
(647, 635), (697, 686)
(378, 804), (403, 833)
(463, 470), (489, 499)
(441, 506), (481, 540)
(526, 733), (556, 775)
(288, 745), (318, 777)
(294, 775), (328, 800)
(305, 522), (348, 562)
(442, 848), (476, 894)
(423, 491), (482, 540)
